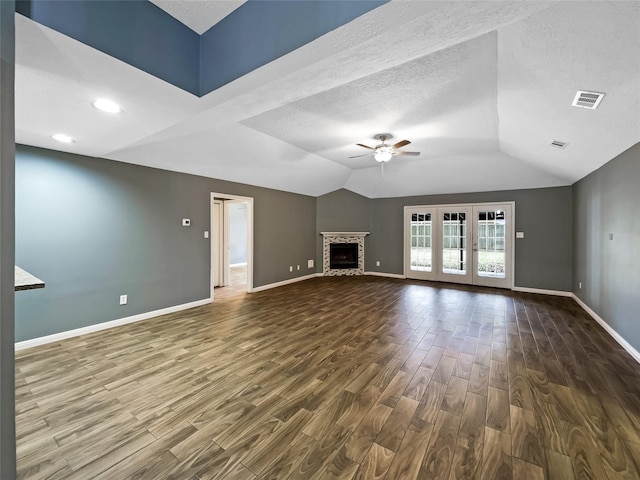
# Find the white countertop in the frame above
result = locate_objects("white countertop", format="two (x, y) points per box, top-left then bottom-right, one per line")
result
(15, 266), (45, 291)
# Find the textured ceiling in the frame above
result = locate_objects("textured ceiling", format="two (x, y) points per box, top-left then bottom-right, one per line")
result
(241, 32), (500, 171)
(148, 0), (246, 34)
(14, 1), (640, 198)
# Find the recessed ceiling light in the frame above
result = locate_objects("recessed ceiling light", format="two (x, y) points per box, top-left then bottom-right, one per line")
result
(51, 134), (75, 143)
(92, 98), (122, 114)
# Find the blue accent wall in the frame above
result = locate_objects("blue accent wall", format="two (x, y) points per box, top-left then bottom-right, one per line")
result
(199, 0), (388, 94)
(16, 0), (388, 97)
(16, 0), (200, 95)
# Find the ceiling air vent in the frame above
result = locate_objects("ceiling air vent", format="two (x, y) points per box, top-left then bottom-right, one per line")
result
(550, 140), (568, 149)
(572, 90), (605, 109)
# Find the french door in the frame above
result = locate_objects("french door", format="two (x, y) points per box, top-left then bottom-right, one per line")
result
(405, 203), (513, 289)
(472, 205), (512, 288)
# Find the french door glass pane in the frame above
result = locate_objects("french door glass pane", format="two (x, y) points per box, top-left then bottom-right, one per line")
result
(477, 209), (506, 278)
(410, 212), (432, 271)
(442, 211), (466, 275)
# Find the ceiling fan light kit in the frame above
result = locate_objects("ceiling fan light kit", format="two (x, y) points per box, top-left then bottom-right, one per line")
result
(374, 146), (393, 163)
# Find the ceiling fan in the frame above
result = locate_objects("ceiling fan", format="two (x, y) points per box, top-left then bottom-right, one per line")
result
(349, 133), (420, 163)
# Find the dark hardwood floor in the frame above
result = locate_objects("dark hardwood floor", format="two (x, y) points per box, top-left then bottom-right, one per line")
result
(15, 276), (640, 479)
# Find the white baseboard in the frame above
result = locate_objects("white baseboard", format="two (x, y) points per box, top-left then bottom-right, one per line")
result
(572, 294), (640, 364)
(512, 286), (573, 297)
(251, 273), (319, 293)
(364, 271), (406, 279)
(15, 297), (212, 352)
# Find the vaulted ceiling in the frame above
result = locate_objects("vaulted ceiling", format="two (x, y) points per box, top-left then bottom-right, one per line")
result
(15, 1), (640, 198)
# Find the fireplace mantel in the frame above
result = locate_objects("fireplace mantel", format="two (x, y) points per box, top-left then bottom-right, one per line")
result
(321, 232), (369, 276)
(321, 232), (370, 237)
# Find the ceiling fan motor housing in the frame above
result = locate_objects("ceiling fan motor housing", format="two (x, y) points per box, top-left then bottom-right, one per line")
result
(373, 133), (393, 143)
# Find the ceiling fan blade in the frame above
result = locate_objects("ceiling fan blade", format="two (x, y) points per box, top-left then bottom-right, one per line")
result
(348, 153), (375, 158)
(392, 140), (411, 149)
(395, 151), (420, 156)
(356, 143), (375, 150)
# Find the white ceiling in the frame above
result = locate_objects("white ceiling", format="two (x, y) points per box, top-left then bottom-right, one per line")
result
(14, 1), (640, 198)
(149, 0), (246, 34)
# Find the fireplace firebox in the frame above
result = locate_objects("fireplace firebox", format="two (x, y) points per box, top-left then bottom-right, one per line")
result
(329, 243), (358, 269)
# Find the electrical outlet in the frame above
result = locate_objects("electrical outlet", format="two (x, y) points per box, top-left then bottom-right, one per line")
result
(376, 260), (380, 267)
(308, 259), (314, 268)
(579, 282), (582, 289)
(119, 294), (127, 305)
(297, 265), (300, 270)
(182, 218), (191, 226)
(289, 266), (293, 272)
(609, 233), (613, 240)
(204, 231), (209, 238)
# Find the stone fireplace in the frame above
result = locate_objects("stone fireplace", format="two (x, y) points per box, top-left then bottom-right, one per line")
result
(321, 232), (369, 276)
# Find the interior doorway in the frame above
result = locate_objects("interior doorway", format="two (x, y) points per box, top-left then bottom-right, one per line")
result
(211, 193), (253, 299)
(404, 202), (514, 289)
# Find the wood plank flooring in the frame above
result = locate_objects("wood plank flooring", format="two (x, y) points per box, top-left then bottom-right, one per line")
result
(15, 276), (640, 479)
(213, 264), (248, 300)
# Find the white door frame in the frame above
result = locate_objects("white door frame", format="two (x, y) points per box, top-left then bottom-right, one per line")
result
(404, 201), (515, 289)
(210, 192), (254, 296)
(212, 199), (225, 287)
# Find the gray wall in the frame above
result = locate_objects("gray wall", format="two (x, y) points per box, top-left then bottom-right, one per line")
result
(228, 202), (248, 264)
(316, 187), (573, 291)
(573, 142), (640, 352)
(0, 0), (16, 476)
(316, 188), (371, 267)
(15, 145), (316, 341)
(252, 185), (316, 285)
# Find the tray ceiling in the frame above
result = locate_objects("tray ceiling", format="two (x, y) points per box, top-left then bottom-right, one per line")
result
(15, 1), (640, 198)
